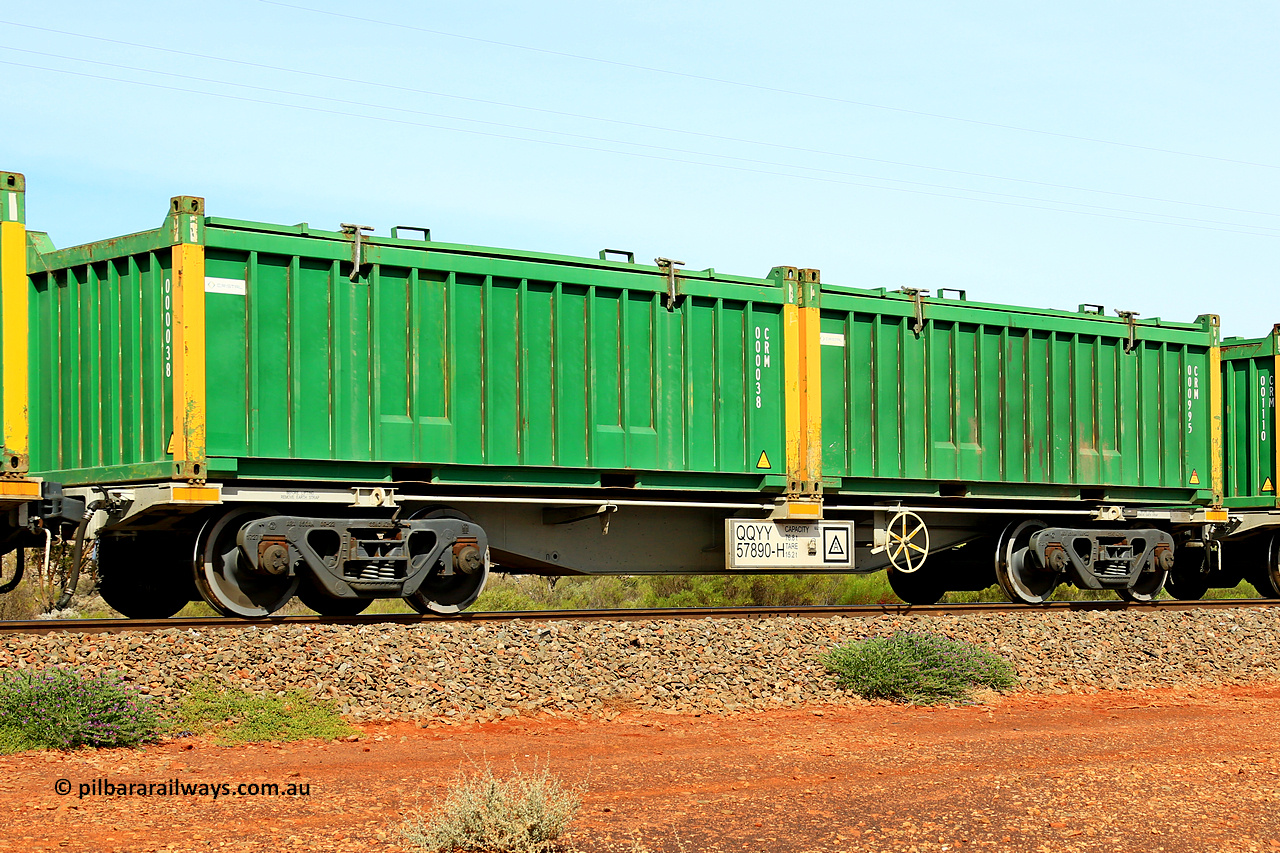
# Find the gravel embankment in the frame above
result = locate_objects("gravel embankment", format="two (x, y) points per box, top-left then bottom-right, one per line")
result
(2, 609), (1278, 720)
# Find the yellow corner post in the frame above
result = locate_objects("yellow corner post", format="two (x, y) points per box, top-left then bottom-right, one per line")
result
(0, 171), (28, 474)
(798, 269), (822, 489)
(779, 264), (823, 504)
(1207, 316), (1224, 506)
(169, 196), (207, 482)
(1273, 324), (1280, 509)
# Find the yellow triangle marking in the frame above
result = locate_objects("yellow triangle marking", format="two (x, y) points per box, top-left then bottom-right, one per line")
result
(1189, 469), (1201, 485)
(756, 450), (771, 470)
(1264, 477), (1275, 493)
(166, 432), (176, 456)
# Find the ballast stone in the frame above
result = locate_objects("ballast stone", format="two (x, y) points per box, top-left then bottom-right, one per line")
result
(0, 610), (1277, 721)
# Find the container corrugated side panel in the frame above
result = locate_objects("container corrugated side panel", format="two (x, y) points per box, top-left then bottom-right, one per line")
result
(202, 224), (788, 488)
(27, 234), (175, 482)
(1221, 335), (1277, 507)
(820, 290), (1216, 502)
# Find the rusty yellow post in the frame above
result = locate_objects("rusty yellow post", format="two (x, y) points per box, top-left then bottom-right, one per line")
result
(775, 264), (823, 516)
(0, 172), (28, 475)
(1273, 324), (1280, 509)
(168, 195), (207, 483)
(798, 269), (822, 491)
(1206, 315), (1224, 506)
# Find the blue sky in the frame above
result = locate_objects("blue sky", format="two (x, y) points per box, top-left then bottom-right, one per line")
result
(4, 1), (1277, 336)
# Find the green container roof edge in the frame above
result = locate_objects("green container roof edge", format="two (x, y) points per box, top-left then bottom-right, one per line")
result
(820, 285), (1215, 334)
(1222, 333), (1279, 359)
(23, 203), (1218, 333)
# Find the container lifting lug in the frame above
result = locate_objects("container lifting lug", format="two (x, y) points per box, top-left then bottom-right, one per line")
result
(898, 288), (929, 336)
(656, 257), (685, 311)
(341, 223), (374, 281)
(1116, 309), (1140, 353)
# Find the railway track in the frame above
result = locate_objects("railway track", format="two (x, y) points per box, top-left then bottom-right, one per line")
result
(0, 597), (1274, 635)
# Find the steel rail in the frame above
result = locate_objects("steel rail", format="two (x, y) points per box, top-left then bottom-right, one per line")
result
(0, 598), (1275, 635)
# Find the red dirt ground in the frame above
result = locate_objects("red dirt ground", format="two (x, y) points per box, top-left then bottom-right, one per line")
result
(2, 685), (1279, 852)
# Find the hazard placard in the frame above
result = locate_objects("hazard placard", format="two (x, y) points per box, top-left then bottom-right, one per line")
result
(725, 520), (854, 569)
(822, 526), (850, 564)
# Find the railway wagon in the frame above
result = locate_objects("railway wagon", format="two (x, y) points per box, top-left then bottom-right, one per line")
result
(810, 279), (1221, 604)
(0, 171), (1230, 618)
(1193, 328), (1280, 599)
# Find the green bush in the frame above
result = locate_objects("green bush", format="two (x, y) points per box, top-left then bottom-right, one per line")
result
(0, 668), (160, 751)
(400, 759), (581, 853)
(172, 681), (356, 744)
(821, 631), (1018, 704)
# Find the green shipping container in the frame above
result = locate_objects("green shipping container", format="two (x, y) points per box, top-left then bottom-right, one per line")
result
(818, 286), (1220, 505)
(18, 195), (796, 492)
(1221, 329), (1279, 508)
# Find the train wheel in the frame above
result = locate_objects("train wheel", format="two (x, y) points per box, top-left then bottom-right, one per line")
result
(1164, 572), (1209, 600)
(1164, 546), (1210, 600)
(297, 577), (371, 616)
(1253, 533), (1280, 598)
(994, 520), (1060, 605)
(403, 507), (489, 615)
(405, 557), (489, 615)
(98, 533), (196, 619)
(0, 547), (24, 595)
(1117, 568), (1168, 603)
(886, 568), (945, 605)
(193, 508), (298, 618)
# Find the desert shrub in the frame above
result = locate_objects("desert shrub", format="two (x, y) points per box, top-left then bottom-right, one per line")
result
(0, 668), (159, 751)
(400, 759), (581, 853)
(173, 681), (356, 744)
(639, 573), (897, 608)
(470, 572), (902, 612)
(821, 631), (1018, 704)
(832, 572), (898, 605)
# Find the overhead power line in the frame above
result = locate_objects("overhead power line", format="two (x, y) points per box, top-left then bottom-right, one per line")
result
(3, 57), (1276, 240)
(8, 45), (1279, 234)
(1, 20), (1275, 222)
(7, 45), (1279, 236)
(260, 0), (1280, 172)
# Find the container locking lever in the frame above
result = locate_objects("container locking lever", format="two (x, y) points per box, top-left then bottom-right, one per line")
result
(341, 223), (374, 281)
(1115, 309), (1140, 353)
(898, 288), (929, 336)
(656, 257), (686, 311)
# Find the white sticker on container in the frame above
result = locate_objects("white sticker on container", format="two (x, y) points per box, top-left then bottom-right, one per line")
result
(820, 332), (846, 347)
(205, 277), (247, 296)
(6, 192), (15, 222)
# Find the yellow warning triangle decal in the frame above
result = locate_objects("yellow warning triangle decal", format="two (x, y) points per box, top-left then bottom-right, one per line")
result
(1265, 477), (1275, 493)
(756, 450), (771, 469)
(1189, 469), (1201, 485)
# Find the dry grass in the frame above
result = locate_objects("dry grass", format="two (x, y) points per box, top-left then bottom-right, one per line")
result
(399, 758), (582, 853)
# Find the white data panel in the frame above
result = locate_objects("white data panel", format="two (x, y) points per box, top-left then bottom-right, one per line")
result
(725, 520), (853, 569)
